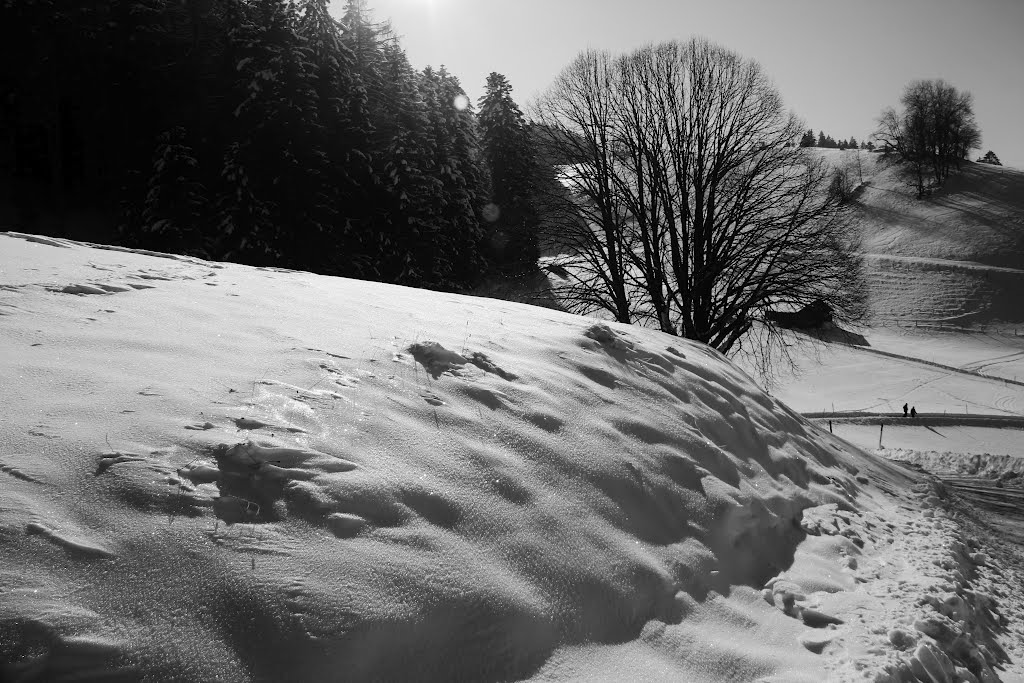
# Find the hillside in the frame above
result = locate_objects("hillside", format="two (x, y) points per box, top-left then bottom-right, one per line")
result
(836, 153), (1024, 327)
(3, 232), (1022, 682)
(855, 159), (1024, 268)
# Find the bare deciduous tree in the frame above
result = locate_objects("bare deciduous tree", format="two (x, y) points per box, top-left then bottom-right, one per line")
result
(874, 79), (980, 198)
(534, 49), (634, 324)
(533, 38), (865, 374)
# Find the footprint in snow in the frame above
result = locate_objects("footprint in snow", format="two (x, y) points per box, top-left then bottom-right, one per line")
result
(318, 362), (361, 387)
(231, 416), (306, 433)
(28, 426), (60, 439)
(51, 283), (121, 295)
(95, 452), (147, 475)
(421, 391), (445, 406)
(408, 341), (518, 381)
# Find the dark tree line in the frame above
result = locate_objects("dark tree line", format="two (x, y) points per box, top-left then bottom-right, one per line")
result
(874, 79), (981, 198)
(0, 0), (541, 290)
(799, 129), (870, 151)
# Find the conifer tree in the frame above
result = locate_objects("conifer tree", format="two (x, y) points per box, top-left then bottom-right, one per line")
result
(799, 129), (815, 147)
(298, 0), (375, 275)
(373, 42), (443, 285)
(420, 67), (489, 287)
(978, 150), (1002, 166)
(338, 0), (386, 87)
(439, 68), (491, 285)
(477, 72), (540, 274)
(217, 0), (325, 266)
(137, 126), (208, 255)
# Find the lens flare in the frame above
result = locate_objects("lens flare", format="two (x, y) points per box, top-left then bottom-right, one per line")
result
(482, 203), (501, 223)
(453, 94), (470, 111)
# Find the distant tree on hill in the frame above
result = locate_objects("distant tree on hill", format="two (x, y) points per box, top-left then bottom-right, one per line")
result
(813, 133), (842, 149)
(807, 131), (865, 151)
(977, 150), (1002, 166)
(874, 79), (980, 198)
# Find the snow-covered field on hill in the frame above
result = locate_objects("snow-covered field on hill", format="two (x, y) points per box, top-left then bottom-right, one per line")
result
(2, 232), (1023, 682)
(844, 154), (1024, 329)
(768, 330), (1024, 419)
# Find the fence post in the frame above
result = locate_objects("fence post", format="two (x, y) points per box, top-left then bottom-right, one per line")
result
(879, 423), (884, 449)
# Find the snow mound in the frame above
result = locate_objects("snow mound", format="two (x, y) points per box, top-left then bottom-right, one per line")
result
(0, 232), (1012, 682)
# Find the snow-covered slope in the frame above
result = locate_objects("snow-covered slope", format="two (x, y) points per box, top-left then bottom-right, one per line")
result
(855, 160), (1024, 268)
(848, 157), (1024, 326)
(1, 233), (1021, 682)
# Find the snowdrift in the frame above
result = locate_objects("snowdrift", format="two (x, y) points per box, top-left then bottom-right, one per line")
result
(0, 233), (1019, 682)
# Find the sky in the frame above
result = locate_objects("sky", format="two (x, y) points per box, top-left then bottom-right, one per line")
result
(329, 0), (1024, 169)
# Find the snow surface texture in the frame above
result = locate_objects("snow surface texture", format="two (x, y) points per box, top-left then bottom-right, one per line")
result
(1, 233), (1022, 682)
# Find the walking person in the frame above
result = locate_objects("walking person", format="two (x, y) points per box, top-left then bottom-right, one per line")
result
(910, 406), (917, 418)
(902, 403), (908, 417)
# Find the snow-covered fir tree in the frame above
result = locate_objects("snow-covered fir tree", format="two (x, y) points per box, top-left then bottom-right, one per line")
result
(477, 72), (541, 274)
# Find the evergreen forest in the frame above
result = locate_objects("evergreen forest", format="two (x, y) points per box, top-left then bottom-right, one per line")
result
(0, 0), (542, 291)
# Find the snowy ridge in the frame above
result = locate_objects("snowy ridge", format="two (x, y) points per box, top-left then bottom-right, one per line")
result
(1, 233), (1021, 682)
